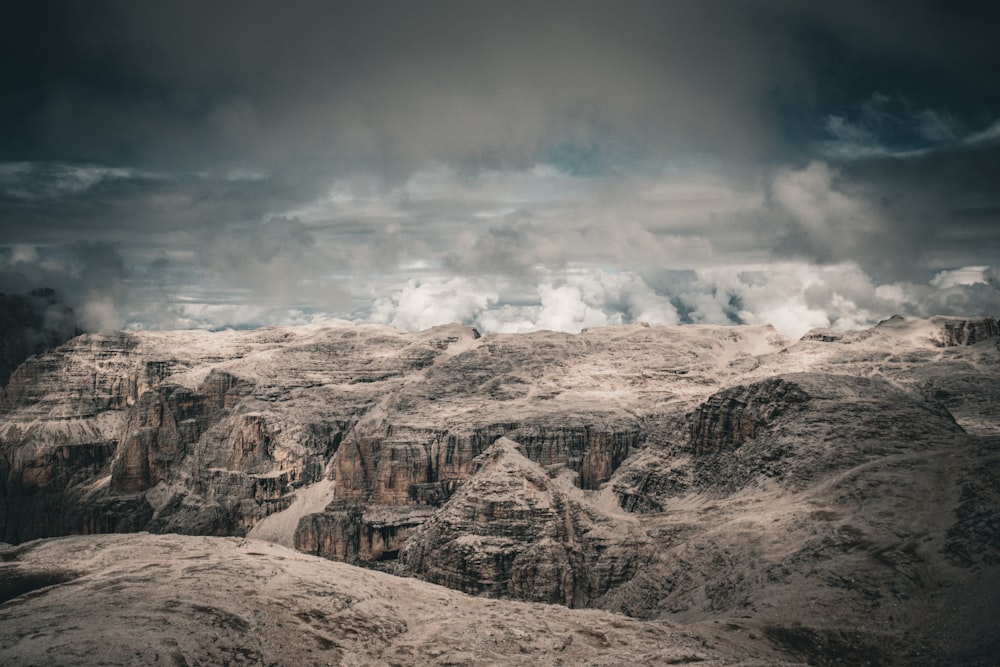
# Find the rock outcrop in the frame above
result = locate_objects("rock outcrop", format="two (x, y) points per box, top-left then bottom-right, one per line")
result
(397, 438), (645, 607)
(0, 534), (778, 666)
(617, 373), (967, 507)
(688, 377), (810, 454)
(928, 316), (1000, 347)
(295, 502), (436, 564)
(0, 316), (998, 664)
(295, 422), (639, 569)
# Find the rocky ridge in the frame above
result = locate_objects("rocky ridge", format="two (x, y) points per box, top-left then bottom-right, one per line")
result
(0, 533), (781, 666)
(1, 315), (999, 664)
(398, 437), (647, 608)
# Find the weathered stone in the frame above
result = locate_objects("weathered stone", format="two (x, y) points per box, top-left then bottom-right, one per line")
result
(295, 501), (434, 564)
(928, 316), (999, 347)
(0, 316), (997, 634)
(688, 378), (810, 454)
(396, 438), (645, 607)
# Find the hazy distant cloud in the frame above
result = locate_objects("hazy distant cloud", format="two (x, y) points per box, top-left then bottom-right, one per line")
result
(769, 161), (884, 265)
(816, 93), (994, 160)
(447, 218), (565, 277)
(0, 161), (155, 201)
(964, 119), (1000, 147)
(196, 216), (342, 308)
(0, 161), (322, 246)
(358, 262), (999, 340)
(1, 2), (998, 336)
(0, 241), (129, 330)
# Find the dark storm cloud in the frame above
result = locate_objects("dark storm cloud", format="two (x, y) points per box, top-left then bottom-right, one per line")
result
(833, 142), (1000, 280)
(5, 1), (998, 169)
(0, 0), (944, 171)
(0, 241), (130, 330)
(0, 162), (321, 243)
(1, 1), (997, 333)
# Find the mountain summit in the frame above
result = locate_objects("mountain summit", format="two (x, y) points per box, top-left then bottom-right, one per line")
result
(1, 317), (998, 664)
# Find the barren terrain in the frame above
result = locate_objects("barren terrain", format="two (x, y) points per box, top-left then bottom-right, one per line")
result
(1, 316), (998, 665)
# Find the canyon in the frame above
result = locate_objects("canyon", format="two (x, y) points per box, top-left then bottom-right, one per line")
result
(1, 316), (998, 664)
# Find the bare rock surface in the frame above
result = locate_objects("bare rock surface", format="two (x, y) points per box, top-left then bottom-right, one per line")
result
(0, 533), (784, 666)
(0, 320), (789, 545)
(398, 437), (647, 607)
(1, 316), (999, 664)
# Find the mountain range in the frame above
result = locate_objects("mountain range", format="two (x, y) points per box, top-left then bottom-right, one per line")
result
(1, 315), (998, 665)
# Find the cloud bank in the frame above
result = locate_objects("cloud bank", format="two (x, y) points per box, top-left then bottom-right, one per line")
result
(0, 2), (997, 339)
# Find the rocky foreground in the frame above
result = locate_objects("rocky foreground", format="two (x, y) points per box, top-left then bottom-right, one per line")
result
(1, 315), (999, 664)
(0, 533), (786, 666)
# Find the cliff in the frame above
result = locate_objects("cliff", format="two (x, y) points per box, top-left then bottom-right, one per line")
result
(1, 316), (999, 663)
(397, 437), (646, 607)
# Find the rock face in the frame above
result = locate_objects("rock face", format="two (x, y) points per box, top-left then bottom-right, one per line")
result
(688, 378), (810, 454)
(397, 437), (645, 607)
(1, 316), (999, 664)
(928, 315), (999, 346)
(0, 534), (780, 666)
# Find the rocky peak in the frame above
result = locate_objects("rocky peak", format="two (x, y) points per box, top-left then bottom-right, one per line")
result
(1, 318), (998, 665)
(397, 437), (644, 607)
(688, 377), (810, 454)
(928, 316), (999, 347)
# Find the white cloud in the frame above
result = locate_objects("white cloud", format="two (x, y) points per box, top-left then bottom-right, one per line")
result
(518, 270), (680, 333)
(4, 244), (39, 266)
(770, 161), (870, 240)
(571, 270), (680, 326)
(369, 277), (499, 331)
(930, 266), (990, 289)
(363, 269), (679, 334)
(676, 261), (1000, 339)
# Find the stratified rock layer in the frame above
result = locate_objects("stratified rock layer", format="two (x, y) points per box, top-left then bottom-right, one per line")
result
(0, 534), (783, 666)
(0, 316), (999, 665)
(397, 437), (645, 607)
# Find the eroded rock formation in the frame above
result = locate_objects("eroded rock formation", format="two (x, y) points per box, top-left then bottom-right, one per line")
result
(0, 316), (998, 663)
(397, 437), (646, 606)
(688, 377), (810, 454)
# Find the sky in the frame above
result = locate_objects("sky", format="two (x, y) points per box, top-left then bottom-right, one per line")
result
(1, 1), (999, 339)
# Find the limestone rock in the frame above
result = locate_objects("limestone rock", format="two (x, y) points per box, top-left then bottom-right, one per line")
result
(295, 502), (436, 565)
(928, 316), (999, 347)
(0, 534), (774, 666)
(688, 377), (810, 454)
(397, 437), (645, 607)
(0, 317), (998, 664)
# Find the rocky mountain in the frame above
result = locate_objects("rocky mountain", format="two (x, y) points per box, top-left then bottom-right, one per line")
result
(0, 533), (784, 666)
(1, 315), (999, 664)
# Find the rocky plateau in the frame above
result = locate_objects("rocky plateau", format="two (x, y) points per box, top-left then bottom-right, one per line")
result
(1, 315), (999, 665)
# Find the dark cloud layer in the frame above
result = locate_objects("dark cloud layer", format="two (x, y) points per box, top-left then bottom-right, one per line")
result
(1, 1), (998, 335)
(6, 1), (998, 169)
